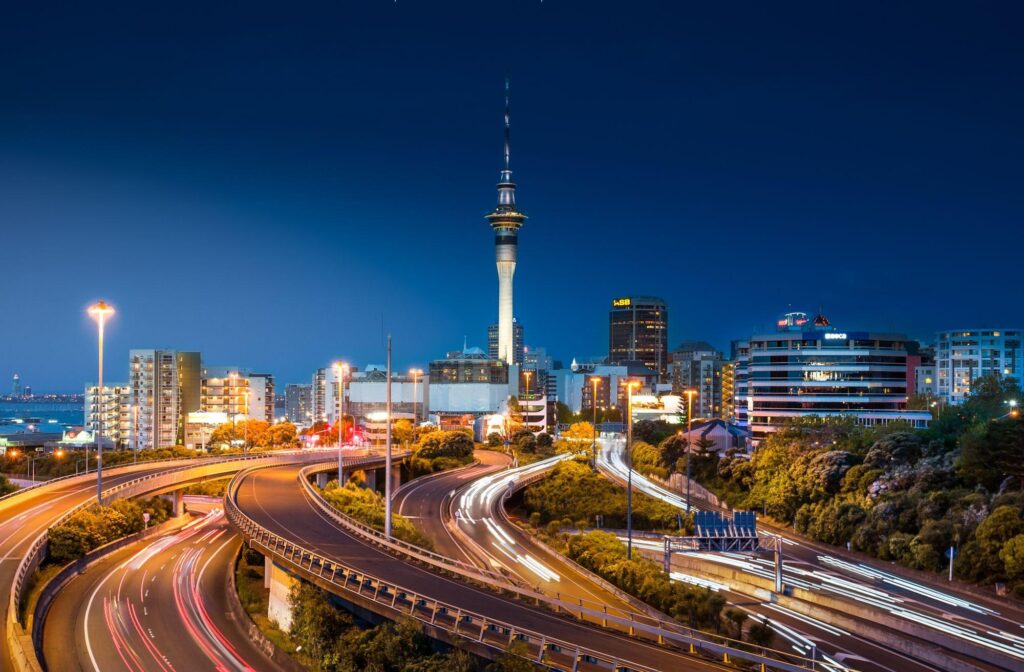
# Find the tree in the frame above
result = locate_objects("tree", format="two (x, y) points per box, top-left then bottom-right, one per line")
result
(724, 608), (748, 639)
(633, 419), (674, 446)
(958, 418), (1024, 491)
(747, 619), (774, 647)
(487, 432), (504, 447)
(555, 422), (594, 454)
(1000, 534), (1024, 579)
(288, 581), (352, 660)
(0, 474), (16, 497)
(393, 419), (414, 445)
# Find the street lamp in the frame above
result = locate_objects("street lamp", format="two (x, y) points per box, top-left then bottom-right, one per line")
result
(384, 334), (393, 539)
(334, 362), (349, 481)
(684, 389), (697, 514)
(624, 379), (641, 559)
(524, 370), (532, 397)
(590, 376), (601, 469)
(88, 300), (114, 505)
(409, 368), (423, 424)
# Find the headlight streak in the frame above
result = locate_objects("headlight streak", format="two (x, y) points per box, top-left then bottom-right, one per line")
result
(599, 436), (1024, 666)
(455, 454), (570, 583)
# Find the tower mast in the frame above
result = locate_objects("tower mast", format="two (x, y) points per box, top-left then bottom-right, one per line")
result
(486, 78), (527, 365)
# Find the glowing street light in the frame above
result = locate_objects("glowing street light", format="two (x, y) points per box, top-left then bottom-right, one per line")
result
(590, 376), (601, 469)
(684, 389), (697, 514)
(88, 300), (114, 504)
(334, 361), (350, 480)
(623, 379), (641, 559)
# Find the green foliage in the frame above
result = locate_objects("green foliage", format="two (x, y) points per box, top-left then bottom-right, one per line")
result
(698, 378), (1024, 592)
(632, 420), (675, 446)
(0, 473), (16, 496)
(321, 481), (433, 550)
(48, 496), (173, 564)
(416, 430), (473, 461)
(1000, 534), (1024, 579)
(487, 432), (504, 447)
(523, 460), (680, 531)
(568, 531), (725, 630)
(630, 441), (668, 479)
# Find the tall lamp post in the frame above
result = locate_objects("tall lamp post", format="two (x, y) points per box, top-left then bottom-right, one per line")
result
(384, 335), (393, 538)
(334, 362), (349, 481)
(684, 389), (697, 514)
(624, 379), (640, 559)
(590, 376), (601, 468)
(523, 370), (532, 397)
(88, 300), (114, 505)
(409, 368), (422, 424)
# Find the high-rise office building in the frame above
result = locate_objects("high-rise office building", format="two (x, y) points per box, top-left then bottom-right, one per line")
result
(130, 350), (200, 450)
(486, 79), (527, 365)
(935, 329), (1022, 405)
(746, 314), (931, 442)
(608, 296), (669, 379)
(488, 320), (524, 365)
(730, 340), (750, 428)
(11, 373), (20, 398)
(284, 384), (313, 425)
(669, 341), (724, 419)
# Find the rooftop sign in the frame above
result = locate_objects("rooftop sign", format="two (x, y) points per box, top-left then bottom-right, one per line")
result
(612, 298), (632, 308)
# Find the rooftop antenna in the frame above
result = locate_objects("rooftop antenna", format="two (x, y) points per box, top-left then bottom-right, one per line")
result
(503, 76), (511, 172)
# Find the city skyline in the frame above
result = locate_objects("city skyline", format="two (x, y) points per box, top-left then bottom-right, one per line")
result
(4, 2), (1024, 390)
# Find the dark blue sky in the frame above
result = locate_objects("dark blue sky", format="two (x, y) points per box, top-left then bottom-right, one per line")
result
(2, 2), (1023, 391)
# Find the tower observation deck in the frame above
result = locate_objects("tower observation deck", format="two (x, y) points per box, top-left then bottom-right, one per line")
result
(485, 79), (527, 365)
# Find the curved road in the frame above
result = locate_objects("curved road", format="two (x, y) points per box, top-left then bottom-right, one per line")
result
(403, 451), (937, 672)
(43, 498), (281, 672)
(599, 436), (1024, 670)
(234, 461), (742, 672)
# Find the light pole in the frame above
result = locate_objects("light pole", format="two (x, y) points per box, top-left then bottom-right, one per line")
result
(524, 370), (532, 397)
(624, 380), (640, 559)
(685, 389), (697, 514)
(334, 362), (349, 482)
(384, 335), (393, 539)
(590, 376), (601, 469)
(88, 300), (114, 505)
(229, 372), (238, 443)
(409, 368), (422, 424)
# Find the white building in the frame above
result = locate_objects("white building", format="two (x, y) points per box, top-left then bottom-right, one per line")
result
(343, 367), (428, 424)
(84, 383), (131, 448)
(247, 373), (275, 422)
(935, 329), (1022, 405)
(428, 347), (509, 418)
(129, 349), (201, 450)
(183, 411), (229, 450)
(312, 367), (327, 424)
(549, 361), (659, 415)
(201, 366), (250, 420)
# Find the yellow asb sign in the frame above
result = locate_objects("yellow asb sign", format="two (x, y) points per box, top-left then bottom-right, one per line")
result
(612, 298), (632, 308)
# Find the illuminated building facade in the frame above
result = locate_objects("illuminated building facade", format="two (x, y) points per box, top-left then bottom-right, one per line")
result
(935, 329), (1022, 404)
(608, 296), (669, 379)
(730, 340), (750, 428)
(669, 341), (724, 419)
(488, 320), (524, 365)
(747, 316), (930, 441)
(84, 383), (131, 448)
(129, 349), (201, 450)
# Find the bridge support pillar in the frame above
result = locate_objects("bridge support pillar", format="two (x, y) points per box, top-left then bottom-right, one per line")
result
(267, 561), (296, 632)
(390, 465), (401, 491)
(316, 472), (329, 489)
(365, 468), (378, 492)
(171, 490), (184, 517)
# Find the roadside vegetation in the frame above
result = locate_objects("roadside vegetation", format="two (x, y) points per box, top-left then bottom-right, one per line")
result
(47, 496), (173, 563)
(238, 546), (535, 672)
(635, 374), (1024, 596)
(321, 480), (434, 550)
(568, 531), (773, 645)
(405, 426), (475, 476)
(521, 458), (685, 533)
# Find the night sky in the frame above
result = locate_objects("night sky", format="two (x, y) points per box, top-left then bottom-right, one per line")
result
(2, 2), (1023, 391)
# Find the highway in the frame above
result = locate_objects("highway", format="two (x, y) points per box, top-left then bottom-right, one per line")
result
(43, 498), (281, 672)
(0, 462), (204, 671)
(396, 450), (642, 614)
(411, 450), (937, 672)
(233, 460), (749, 672)
(598, 436), (1024, 671)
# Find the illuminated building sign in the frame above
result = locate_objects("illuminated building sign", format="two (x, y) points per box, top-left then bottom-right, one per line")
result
(612, 298), (632, 308)
(824, 332), (848, 340)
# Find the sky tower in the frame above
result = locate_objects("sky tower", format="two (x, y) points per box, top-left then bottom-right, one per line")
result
(486, 79), (527, 365)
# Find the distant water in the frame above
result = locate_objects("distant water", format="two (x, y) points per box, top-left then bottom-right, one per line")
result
(0, 402), (83, 434)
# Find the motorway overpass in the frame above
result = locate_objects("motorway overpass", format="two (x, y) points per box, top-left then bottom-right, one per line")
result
(229, 460), (824, 672)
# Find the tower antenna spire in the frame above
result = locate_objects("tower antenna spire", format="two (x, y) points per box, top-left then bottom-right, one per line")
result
(503, 76), (511, 172)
